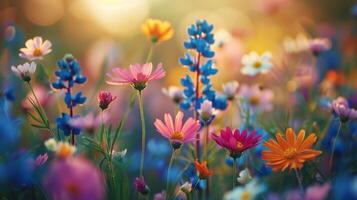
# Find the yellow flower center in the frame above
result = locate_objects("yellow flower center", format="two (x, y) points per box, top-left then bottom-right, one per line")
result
(249, 96), (260, 106)
(253, 61), (262, 68)
(241, 191), (251, 200)
(283, 148), (298, 159)
(236, 141), (244, 150)
(171, 131), (184, 140)
(33, 48), (42, 57)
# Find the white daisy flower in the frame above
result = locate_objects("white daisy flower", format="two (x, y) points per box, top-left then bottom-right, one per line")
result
(198, 100), (217, 123)
(11, 62), (37, 82)
(241, 51), (272, 76)
(237, 168), (252, 184)
(224, 179), (265, 200)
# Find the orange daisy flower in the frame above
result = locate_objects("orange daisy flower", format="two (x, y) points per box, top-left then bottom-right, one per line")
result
(194, 160), (213, 179)
(262, 128), (322, 172)
(142, 19), (174, 44)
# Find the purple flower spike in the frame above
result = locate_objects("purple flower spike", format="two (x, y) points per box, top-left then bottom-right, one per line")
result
(135, 176), (150, 195)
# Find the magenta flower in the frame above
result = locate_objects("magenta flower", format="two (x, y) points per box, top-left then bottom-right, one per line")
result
(305, 183), (331, 200)
(98, 91), (116, 110)
(332, 96), (357, 123)
(212, 127), (261, 158)
(154, 111), (201, 149)
(34, 153), (48, 167)
(135, 176), (150, 195)
(43, 157), (105, 200)
(107, 63), (165, 91)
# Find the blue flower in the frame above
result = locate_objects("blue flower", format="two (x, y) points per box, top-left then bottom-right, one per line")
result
(52, 54), (87, 136)
(56, 113), (81, 136)
(179, 20), (227, 121)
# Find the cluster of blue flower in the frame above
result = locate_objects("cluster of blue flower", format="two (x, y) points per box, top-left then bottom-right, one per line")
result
(52, 54), (87, 136)
(179, 20), (227, 113)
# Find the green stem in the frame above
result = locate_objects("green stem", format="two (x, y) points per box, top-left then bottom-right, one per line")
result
(232, 158), (237, 189)
(166, 150), (176, 200)
(294, 169), (303, 193)
(138, 90), (146, 177)
(145, 45), (154, 63)
(204, 124), (209, 161)
(329, 121), (342, 173)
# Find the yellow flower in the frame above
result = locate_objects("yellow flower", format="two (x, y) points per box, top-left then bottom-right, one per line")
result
(56, 142), (76, 159)
(142, 19), (174, 44)
(262, 128), (321, 172)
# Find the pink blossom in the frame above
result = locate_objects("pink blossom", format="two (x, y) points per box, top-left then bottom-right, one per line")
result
(107, 63), (165, 91)
(154, 111), (201, 149)
(332, 96), (357, 123)
(19, 36), (52, 61)
(98, 91), (116, 110)
(34, 153), (48, 167)
(309, 38), (331, 56)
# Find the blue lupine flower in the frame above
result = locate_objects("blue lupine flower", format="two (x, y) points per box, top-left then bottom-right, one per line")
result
(3, 87), (16, 102)
(179, 19), (227, 124)
(52, 54), (87, 136)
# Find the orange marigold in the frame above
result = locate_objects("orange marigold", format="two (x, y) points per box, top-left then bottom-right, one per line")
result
(262, 128), (322, 172)
(194, 160), (213, 179)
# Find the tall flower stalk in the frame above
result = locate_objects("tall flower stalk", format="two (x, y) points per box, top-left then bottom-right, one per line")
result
(138, 90), (146, 177)
(179, 20), (227, 160)
(52, 54), (87, 145)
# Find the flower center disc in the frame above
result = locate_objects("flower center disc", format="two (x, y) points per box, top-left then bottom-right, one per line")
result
(253, 61), (262, 68)
(33, 48), (42, 57)
(236, 141), (244, 150)
(283, 148), (298, 159)
(171, 131), (184, 140)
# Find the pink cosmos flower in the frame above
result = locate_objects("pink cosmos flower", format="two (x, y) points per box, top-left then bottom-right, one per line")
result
(305, 183), (331, 200)
(19, 36), (52, 61)
(332, 96), (357, 123)
(154, 111), (201, 149)
(22, 84), (50, 109)
(98, 91), (116, 110)
(106, 63), (165, 91)
(238, 84), (274, 112)
(212, 127), (261, 158)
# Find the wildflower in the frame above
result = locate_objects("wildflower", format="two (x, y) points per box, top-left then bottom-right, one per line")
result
(98, 91), (116, 110)
(56, 142), (76, 159)
(212, 127), (261, 159)
(198, 99), (217, 124)
(142, 19), (174, 44)
(237, 168), (252, 184)
(238, 84), (274, 112)
(107, 63), (165, 91)
(11, 62), (36, 82)
(154, 111), (201, 149)
(179, 20), (227, 112)
(331, 96), (357, 123)
(44, 138), (58, 151)
(135, 176), (150, 195)
(43, 157), (105, 200)
(194, 160), (213, 179)
(69, 112), (108, 133)
(19, 36), (52, 61)
(52, 54), (87, 142)
(224, 179), (265, 200)
(222, 81), (239, 101)
(162, 86), (184, 104)
(180, 181), (193, 194)
(308, 38), (331, 56)
(262, 128), (322, 171)
(34, 153), (48, 167)
(241, 51), (272, 76)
